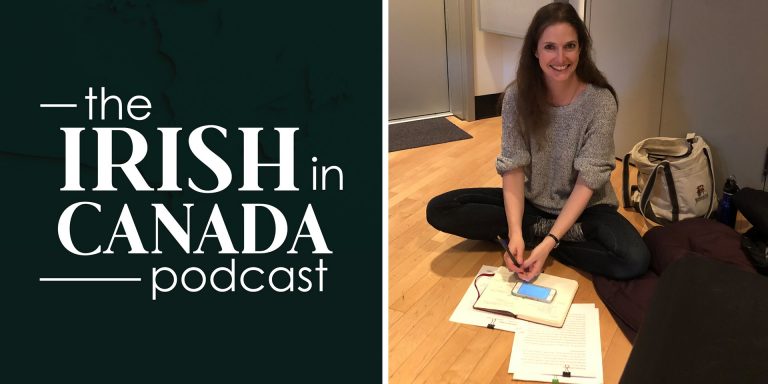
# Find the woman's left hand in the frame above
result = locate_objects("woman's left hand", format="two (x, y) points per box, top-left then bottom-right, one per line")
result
(518, 241), (554, 281)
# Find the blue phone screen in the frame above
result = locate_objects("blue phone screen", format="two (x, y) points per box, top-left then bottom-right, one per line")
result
(518, 283), (551, 299)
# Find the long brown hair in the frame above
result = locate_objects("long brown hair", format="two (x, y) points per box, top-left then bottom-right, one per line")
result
(514, 2), (617, 136)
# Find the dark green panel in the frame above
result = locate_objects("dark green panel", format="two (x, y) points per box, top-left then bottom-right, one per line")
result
(2, 1), (382, 382)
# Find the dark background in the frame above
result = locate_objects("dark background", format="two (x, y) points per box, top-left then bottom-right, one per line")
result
(2, 1), (382, 382)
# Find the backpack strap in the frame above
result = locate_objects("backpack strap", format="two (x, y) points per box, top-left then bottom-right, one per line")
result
(639, 161), (679, 224)
(663, 162), (680, 222)
(622, 153), (633, 209)
(703, 146), (716, 217)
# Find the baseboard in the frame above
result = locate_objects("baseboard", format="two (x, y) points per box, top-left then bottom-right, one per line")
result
(474, 93), (503, 119)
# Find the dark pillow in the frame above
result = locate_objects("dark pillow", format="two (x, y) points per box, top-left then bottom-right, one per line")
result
(644, 217), (755, 273)
(593, 271), (657, 341)
(593, 218), (755, 342)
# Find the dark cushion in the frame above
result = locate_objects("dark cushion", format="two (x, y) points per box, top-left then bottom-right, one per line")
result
(594, 218), (754, 342)
(644, 217), (755, 273)
(620, 256), (768, 383)
(735, 188), (768, 240)
(593, 270), (658, 340)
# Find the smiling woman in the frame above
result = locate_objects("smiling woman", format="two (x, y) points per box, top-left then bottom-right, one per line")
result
(537, 25), (579, 75)
(427, 2), (651, 282)
(515, 2), (617, 136)
(535, 22), (582, 105)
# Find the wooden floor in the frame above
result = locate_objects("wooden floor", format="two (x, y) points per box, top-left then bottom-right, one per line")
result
(388, 116), (649, 384)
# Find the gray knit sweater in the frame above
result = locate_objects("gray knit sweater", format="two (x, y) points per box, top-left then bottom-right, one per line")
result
(495, 83), (619, 214)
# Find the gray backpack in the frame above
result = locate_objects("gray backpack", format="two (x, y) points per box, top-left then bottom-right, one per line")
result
(622, 133), (716, 226)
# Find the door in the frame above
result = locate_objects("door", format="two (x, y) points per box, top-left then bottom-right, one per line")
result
(389, 0), (451, 120)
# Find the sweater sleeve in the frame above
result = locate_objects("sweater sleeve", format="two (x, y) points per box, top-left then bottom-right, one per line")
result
(573, 90), (617, 190)
(495, 86), (531, 175)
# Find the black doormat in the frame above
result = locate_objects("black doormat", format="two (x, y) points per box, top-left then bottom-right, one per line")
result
(389, 117), (472, 152)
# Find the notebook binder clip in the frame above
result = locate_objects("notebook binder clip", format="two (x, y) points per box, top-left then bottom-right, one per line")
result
(562, 364), (571, 377)
(486, 318), (496, 329)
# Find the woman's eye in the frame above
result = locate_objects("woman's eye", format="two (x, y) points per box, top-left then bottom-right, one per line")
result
(565, 42), (577, 50)
(544, 44), (555, 50)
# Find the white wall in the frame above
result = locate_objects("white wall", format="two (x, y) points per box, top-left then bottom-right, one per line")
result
(588, 0), (671, 156)
(660, 0), (768, 190)
(472, 0), (523, 96)
(472, 0), (671, 159)
(472, 0), (586, 96)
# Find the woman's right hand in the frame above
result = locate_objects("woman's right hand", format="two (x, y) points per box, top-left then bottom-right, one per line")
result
(503, 235), (525, 274)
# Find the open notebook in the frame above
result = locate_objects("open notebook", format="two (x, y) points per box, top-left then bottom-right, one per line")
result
(473, 266), (578, 328)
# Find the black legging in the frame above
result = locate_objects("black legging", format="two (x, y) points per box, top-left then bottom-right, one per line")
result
(426, 188), (650, 280)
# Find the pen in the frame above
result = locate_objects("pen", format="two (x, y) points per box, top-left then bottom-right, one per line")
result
(496, 235), (522, 268)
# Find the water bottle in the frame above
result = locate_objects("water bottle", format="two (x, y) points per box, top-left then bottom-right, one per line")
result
(716, 175), (739, 227)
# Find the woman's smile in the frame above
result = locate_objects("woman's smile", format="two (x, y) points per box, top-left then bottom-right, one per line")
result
(536, 22), (580, 83)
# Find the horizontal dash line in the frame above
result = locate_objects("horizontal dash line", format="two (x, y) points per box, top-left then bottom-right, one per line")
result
(40, 104), (77, 108)
(39, 278), (141, 282)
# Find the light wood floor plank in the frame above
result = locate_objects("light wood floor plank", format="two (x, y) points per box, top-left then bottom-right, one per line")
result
(389, 115), (646, 383)
(438, 328), (503, 384)
(389, 247), (462, 311)
(390, 320), (461, 382)
(602, 330), (633, 384)
(465, 332), (516, 384)
(391, 255), (501, 382)
(390, 309), (405, 328)
(411, 326), (480, 384)
(389, 250), (484, 361)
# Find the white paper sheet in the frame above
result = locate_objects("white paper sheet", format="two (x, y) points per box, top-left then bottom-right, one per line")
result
(448, 265), (525, 333)
(508, 304), (603, 384)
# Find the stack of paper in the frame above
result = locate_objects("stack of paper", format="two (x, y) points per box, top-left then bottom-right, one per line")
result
(508, 304), (603, 383)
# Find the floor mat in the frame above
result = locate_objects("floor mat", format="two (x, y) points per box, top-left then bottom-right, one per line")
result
(389, 117), (472, 152)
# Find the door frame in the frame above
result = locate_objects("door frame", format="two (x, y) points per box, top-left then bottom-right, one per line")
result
(445, 0), (475, 121)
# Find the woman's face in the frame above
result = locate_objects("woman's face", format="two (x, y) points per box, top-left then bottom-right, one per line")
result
(535, 22), (580, 84)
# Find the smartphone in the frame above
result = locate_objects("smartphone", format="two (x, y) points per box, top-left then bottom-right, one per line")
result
(511, 282), (556, 303)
